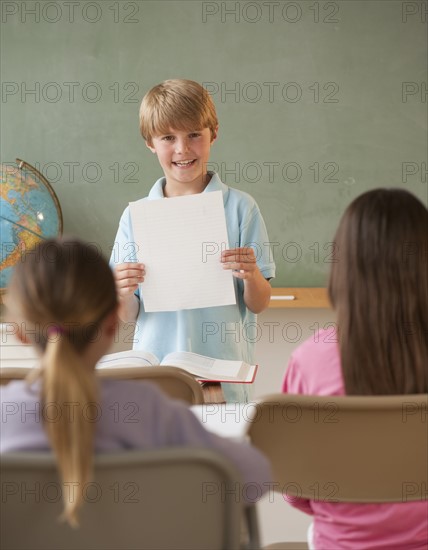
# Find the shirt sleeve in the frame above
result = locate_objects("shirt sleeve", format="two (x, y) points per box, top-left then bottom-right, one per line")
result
(240, 202), (276, 281)
(282, 355), (308, 394)
(110, 206), (141, 298)
(110, 206), (139, 267)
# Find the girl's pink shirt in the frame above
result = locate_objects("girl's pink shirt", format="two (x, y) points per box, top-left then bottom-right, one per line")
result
(282, 329), (428, 550)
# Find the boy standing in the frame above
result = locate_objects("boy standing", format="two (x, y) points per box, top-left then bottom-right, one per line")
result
(111, 79), (275, 402)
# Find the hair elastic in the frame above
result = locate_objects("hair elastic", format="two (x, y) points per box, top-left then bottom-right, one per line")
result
(47, 325), (66, 337)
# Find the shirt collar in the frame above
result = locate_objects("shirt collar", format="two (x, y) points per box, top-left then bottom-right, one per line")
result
(147, 172), (229, 203)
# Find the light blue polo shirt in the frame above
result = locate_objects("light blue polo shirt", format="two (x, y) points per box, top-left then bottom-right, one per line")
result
(111, 172), (276, 402)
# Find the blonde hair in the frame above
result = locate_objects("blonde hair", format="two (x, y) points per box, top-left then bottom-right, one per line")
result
(7, 238), (118, 526)
(139, 79), (218, 145)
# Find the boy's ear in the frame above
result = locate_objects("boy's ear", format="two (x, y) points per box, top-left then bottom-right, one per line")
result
(145, 140), (156, 154)
(211, 126), (219, 144)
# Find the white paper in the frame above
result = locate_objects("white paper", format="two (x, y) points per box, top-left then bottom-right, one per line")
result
(129, 191), (236, 312)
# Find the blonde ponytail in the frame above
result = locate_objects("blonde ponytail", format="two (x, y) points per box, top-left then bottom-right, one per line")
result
(42, 331), (98, 527)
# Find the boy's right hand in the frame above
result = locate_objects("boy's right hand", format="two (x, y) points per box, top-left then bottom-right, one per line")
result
(114, 263), (145, 300)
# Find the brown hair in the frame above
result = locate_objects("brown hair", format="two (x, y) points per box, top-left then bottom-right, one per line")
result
(328, 188), (428, 395)
(7, 238), (118, 526)
(139, 79), (218, 145)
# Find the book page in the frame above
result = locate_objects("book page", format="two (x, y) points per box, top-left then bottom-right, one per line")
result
(162, 351), (244, 379)
(95, 351), (257, 383)
(96, 350), (159, 369)
(129, 191), (236, 312)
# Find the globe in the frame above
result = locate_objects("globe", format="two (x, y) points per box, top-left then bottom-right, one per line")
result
(0, 159), (63, 293)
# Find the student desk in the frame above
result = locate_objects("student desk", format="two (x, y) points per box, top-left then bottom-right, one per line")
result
(191, 402), (250, 439)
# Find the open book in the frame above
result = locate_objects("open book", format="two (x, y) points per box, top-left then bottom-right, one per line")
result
(96, 350), (258, 384)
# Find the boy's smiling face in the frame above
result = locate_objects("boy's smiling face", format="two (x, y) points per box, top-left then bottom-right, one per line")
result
(146, 127), (216, 196)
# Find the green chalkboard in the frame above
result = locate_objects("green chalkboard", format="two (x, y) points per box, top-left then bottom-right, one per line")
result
(2, 0), (427, 286)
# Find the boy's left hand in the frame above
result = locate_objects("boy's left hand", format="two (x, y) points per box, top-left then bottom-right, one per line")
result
(222, 247), (271, 313)
(221, 247), (259, 280)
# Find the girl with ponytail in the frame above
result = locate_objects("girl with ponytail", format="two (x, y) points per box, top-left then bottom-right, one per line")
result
(2, 238), (271, 527)
(3, 238), (118, 526)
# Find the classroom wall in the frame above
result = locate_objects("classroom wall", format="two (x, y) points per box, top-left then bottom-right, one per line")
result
(2, 0), (427, 287)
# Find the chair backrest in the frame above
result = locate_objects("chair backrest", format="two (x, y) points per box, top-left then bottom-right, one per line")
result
(0, 366), (204, 404)
(97, 366), (204, 404)
(0, 367), (32, 385)
(1, 448), (243, 550)
(247, 393), (428, 503)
